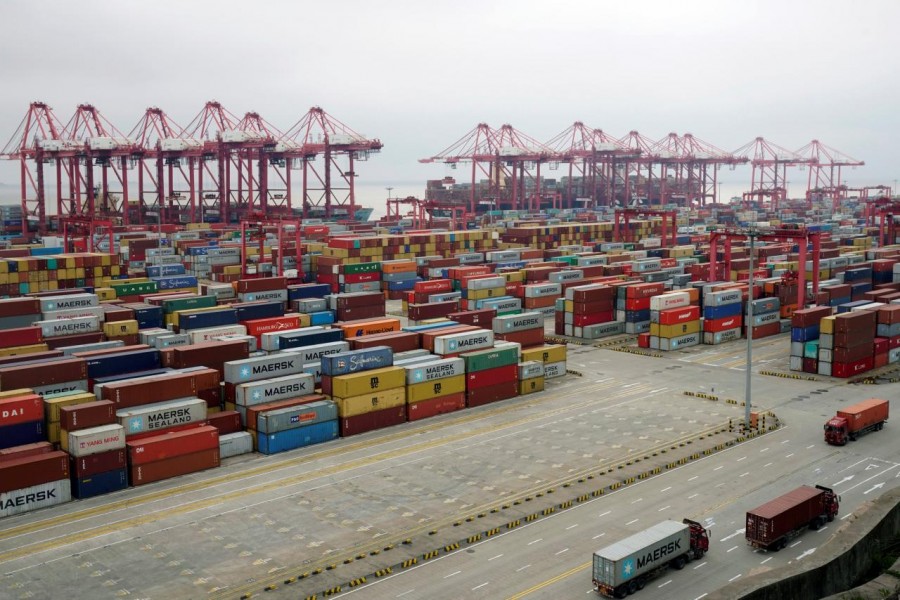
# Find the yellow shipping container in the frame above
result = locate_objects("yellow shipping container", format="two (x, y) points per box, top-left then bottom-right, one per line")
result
(521, 344), (567, 364)
(47, 422), (61, 445)
(44, 392), (96, 423)
(331, 387), (406, 417)
(518, 377), (545, 395)
(466, 287), (506, 300)
(103, 319), (139, 337)
(649, 320), (701, 338)
(0, 388), (34, 400)
(0, 343), (49, 357)
(330, 366), (406, 399)
(501, 271), (525, 283)
(820, 315), (835, 335)
(406, 375), (465, 404)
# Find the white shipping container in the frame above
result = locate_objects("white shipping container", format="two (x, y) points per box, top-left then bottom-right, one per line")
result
(524, 283), (562, 298)
(543, 361), (567, 379)
(549, 270), (583, 283)
(658, 332), (700, 351)
(649, 292), (690, 312)
(0, 479), (72, 518)
(518, 360), (544, 380)
(279, 341), (349, 363)
(67, 424), (126, 458)
(155, 333), (192, 348)
(224, 353), (304, 384)
(219, 431), (253, 458)
(237, 289), (288, 303)
(117, 397), (207, 436)
(404, 357), (465, 384)
(703, 328), (741, 345)
(234, 373), (316, 407)
(704, 289), (742, 306)
(213, 334), (258, 353)
(434, 329), (494, 355)
(37, 316), (101, 338)
(42, 306), (106, 322)
(259, 326), (325, 352)
(32, 380), (89, 398)
(467, 276), (506, 291)
(493, 311), (543, 334)
(39, 293), (100, 313)
(188, 324), (248, 345)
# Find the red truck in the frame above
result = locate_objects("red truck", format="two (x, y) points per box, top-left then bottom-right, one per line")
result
(824, 398), (889, 445)
(745, 485), (840, 551)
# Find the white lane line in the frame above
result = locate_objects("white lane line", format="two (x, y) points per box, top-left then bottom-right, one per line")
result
(659, 505), (671, 512)
(397, 591), (415, 598)
(740, 472), (750, 478)
(713, 466), (724, 471)
(781, 440), (790, 444)
(566, 524), (579, 530)
(516, 565), (531, 572)
(658, 579), (672, 588)
(599, 511), (612, 518)
(790, 541), (802, 548)
(736, 456), (747, 462)
(763, 462), (773, 468)
(688, 493), (699, 499)
(444, 571), (461, 579)
(786, 453), (795, 458)
(660, 487), (672, 493)
(631, 498), (643, 504)
(688, 476), (699, 482)
(527, 539), (543, 546)
(841, 513), (853, 520)
(472, 583), (489, 591)
(806, 444), (815, 449)
(760, 448), (769, 453)
(695, 595), (708, 600)
(729, 574), (742, 582)
(556, 548), (569, 555)
(626, 519), (639, 525)
(488, 554), (503, 561)
(727, 546), (738, 553)
(818, 526), (829, 532)
(592, 533), (605, 540)
(693, 562), (707, 570)
(761, 557), (773, 564)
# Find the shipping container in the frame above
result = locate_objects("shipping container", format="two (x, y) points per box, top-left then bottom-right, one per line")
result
(234, 373), (316, 407)
(824, 398), (889, 445)
(433, 329), (495, 355)
(224, 353), (305, 384)
(64, 424), (127, 458)
(321, 346), (394, 377)
(339, 405), (407, 437)
(407, 375), (466, 403)
(256, 420), (338, 455)
(466, 380), (518, 407)
(0, 420), (44, 449)
(745, 485), (839, 550)
(0, 441), (53, 464)
(327, 366), (406, 398)
(219, 431), (253, 458)
(70, 449), (127, 478)
(116, 397), (207, 437)
(129, 448), (220, 486)
(0, 451), (69, 494)
(0, 479), (71, 518)
(257, 400), (338, 434)
(126, 425), (219, 466)
(71, 468), (128, 499)
(329, 388), (406, 418)
(0, 394), (43, 428)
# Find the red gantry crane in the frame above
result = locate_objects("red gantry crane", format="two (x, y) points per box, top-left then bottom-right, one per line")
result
(733, 137), (813, 211)
(796, 140), (865, 210)
(653, 133), (747, 206)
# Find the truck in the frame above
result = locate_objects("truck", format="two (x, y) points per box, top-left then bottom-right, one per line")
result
(592, 518), (709, 598)
(824, 398), (889, 445)
(745, 485), (840, 551)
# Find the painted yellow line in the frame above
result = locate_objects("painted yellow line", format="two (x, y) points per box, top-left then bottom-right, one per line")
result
(505, 561), (591, 600)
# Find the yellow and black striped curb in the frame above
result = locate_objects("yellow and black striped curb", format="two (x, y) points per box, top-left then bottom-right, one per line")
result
(423, 550), (440, 560)
(507, 519), (521, 529)
(322, 586), (342, 596)
(373, 567), (393, 577)
(565, 369), (584, 376)
(401, 558), (418, 568)
(348, 577), (367, 588)
(760, 369), (819, 381)
(303, 595), (316, 600)
(611, 346), (664, 358)
(683, 391), (719, 401)
(443, 543), (460, 552)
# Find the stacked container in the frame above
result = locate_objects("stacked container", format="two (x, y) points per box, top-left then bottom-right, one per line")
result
(381, 259), (419, 300)
(703, 288), (743, 347)
(790, 306), (832, 374)
(521, 343), (567, 380)
(339, 262), (382, 294)
(619, 282), (665, 334)
(461, 343), (520, 407)
(744, 297), (781, 340)
(493, 311), (545, 348)
(0, 448), (72, 517)
(828, 310), (876, 378)
(650, 291), (700, 351)
(517, 360), (545, 395)
(127, 425), (220, 486)
(558, 284), (619, 339)
(0, 391), (45, 449)
(404, 357), (466, 421)
(255, 398), (338, 454)
(63, 421), (128, 499)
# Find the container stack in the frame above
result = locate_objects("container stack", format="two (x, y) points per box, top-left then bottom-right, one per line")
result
(827, 310), (876, 378)
(0, 391), (45, 449)
(0, 448), (72, 517)
(328, 291), (386, 322)
(789, 306), (832, 374)
(521, 344), (567, 380)
(517, 360), (545, 395)
(256, 398), (338, 454)
(126, 425), (220, 486)
(321, 348), (407, 437)
(339, 262), (382, 294)
(232, 374), (318, 442)
(702, 288), (743, 346)
(492, 311), (545, 348)
(44, 390), (98, 445)
(649, 291), (700, 351)
(618, 282), (664, 334)
(381, 259), (419, 300)
(63, 418), (128, 499)
(461, 343), (520, 407)
(462, 274), (507, 311)
(744, 297), (781, 340)
(557, 283), (619, 339)
(404, 357), (467, 421)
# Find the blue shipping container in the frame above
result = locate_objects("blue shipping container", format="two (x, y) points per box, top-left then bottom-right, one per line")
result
(179, 308), (238, 331)
(278, 328), (344, 350)
(93, 368), (173, 387)
(146, 264), (186, 277)
(0, 420), (44, 449)
(71, 468), (128, 499)
(320, 346), (394, 377)
(387, 279), (417, 291)
(703, 303), (743, 320)
(153, 275), (199, 290)
(257, 420), (339, 455)
(85, 349), (162, 379)
(287, 283), (331, 300)
(625, 309), (652, 323)
(791, 325), (820, 342)
(234, 301), (284, 322)
(309, 311), (335, 326)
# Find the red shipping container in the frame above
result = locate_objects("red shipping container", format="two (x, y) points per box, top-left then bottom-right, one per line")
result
(447, 308), (496, 328)
(831, 356), (874, 378)
(573, 312), (615, 327)
(350, 331), (419, 354)
(414, 279), (452, 294)
(0, 326), (43, 349)
(236, 277), (286, 294)
(570, 286), (615, 303)
(0, 451), (69, 494)
(339, 405), (407, 437)
(573, 300), (615, 315)
(874, 337), (890, 355)
(101, 371), (205, 409)
(126, 425), (219, 466)
(833, 310), (876, 333)
(704, 315), (742, 333)
(59, 400), (117, 432)
(658, 305), (701, 326)
(0, 297), (41, 318)
(891, 336), (900, 350)
(205, 410), (243, 435)
(624, 297), (651, 311)
(242, 315), (302, 338)
(407, 393), (466, 422)
(129, 448), (220, 486)
(625, 282), (666, 299)
(44, 332), (105, 350)
(877, 305), (900, 325)
(874, 352), (889, 369)
(337, 304), (385, 322)
(335, 292), (384, 309)
(0, 441), (53, 464)
(71, 449), (127, 478)
(791, 306), (833, 328)
(496, 328), (544, 348)
(0, 358), (88, 390)
(637, 333), (651, 348)
(747, 322), (781, 340)
(0, 351), (64, 367)
(833, 332), (874, 351)
(802, 357), (818, 374)
(0, 394), (43, 428)
(832, 344), (873, 364)
(408, 301), (460, 322)
(171, 339), (250, 371)
(467, 365), (518, 390)
(466, 380), (518, 407)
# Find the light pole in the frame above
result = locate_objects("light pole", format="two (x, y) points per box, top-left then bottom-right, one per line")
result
(386, 186), (393, 200)
(744, 229), (758, 429)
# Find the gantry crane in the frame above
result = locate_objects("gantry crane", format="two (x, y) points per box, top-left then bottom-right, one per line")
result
(613, 208), (677, 246)
(733, 137), (814, 211)
(796, 140), (864, 210)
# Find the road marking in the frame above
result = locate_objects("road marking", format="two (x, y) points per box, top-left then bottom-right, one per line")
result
(659, 505), (671, 512)
(444, 571), (461, 578)
(818, 527), (828, 533)
(472, 582), (489, 591)
(688, 476), (699, 482)
(592, 533), (605, 540)
(631, 498), (643, 504)
(736, 456), (747, 462)
(797, 548), (817, 560)
(528, 539), (543, 546)
(516, 565), (531, 572)
(763, 462), (773, 468)
(740, 472), (750, 478)
(790, 541), (802, 548)
(729, 574), (742, 582)
(506, 562), (591, 600)
(841, 513), (853, 520)
(727, 546), (738, 553)
(397, 590), (415, 598)
(661, 487), (672, 493)
(693, 562), (707, 570)
(489, 554), (503, 561)
(760, 448), (769, 452)
(761, 557), (773, 564)
(844, 466), (899, 494)
(658, 579), (672, 588)
(695, 595), (708, 600)
(566, 524), (579, 530)
(786, 453), (795, 458)
(688, 493), (699, 499)
(806, 444), (815, 449)
(626, 519), (639, 525)
(598, 511), (612, 518)
(864, 483), (886, 495)
(713, 466), (724, 471)
(556, 548), (569, 555)
(720, 528), (745, 542)
(781, 440), (790, 444)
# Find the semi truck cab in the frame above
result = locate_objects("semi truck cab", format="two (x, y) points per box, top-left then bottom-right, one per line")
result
(824, 416), (850, 445)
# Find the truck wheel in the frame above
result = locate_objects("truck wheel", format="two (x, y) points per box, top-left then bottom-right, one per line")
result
(827, 513), (835, 523)
(627, 580), (638, 595)
(673, 555), (687, 570)
(614, 586), (627, 598)
(636, 578), (645, 590)
(811, 518), (820, 530)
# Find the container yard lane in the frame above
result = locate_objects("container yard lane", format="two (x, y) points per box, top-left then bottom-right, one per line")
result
(333, 378), (900, 600)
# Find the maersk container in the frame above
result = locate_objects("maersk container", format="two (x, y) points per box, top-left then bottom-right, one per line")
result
(0, 479), (72, 518)
(71, 468), (128, 499)
(404, 357), (465, 384)
(219, 431), (253, 458)
(518, 361), (544, 380)
(36, 316), (101, 338)
(238, 289), (288, 304)
(280, 341), (350, 363)
(295, 298), (327, 313)
(39, 293), (99, 313)
(703, 328), (742, 345)
(592, 521), (690, 593)
(580, 321), (626, 339)
(42, 306), (106, 322)
(749, 311), (780, 327)
(224, 354), (304, 384)
(492, 312), (542, 334)
(543, 361), (567, 379)
(433, 329), (495, 355)
(257, 399), (338, 434)
(116, 397), (207, 437)
(256, 419), (339, 455)
(704, 289), (742, 307)
(234, 373), (316, 407)
(658, 332), (700, 352)
(321, 347), (394, 377)
(475, 297), (521, 312)
(524, 283), (562, 298)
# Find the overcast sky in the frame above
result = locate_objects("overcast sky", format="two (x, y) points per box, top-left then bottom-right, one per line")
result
(1, 0), (897, 202)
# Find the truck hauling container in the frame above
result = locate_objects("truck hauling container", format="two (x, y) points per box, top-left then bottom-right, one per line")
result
(745, 485), (839, 551)
(592, 518), (709, 598)
(824, 398), (889, 445)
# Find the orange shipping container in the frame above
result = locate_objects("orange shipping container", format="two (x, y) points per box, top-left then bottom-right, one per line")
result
(335, 318), (401, 339)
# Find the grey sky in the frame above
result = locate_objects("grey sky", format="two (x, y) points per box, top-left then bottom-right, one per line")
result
(1, 0), (897, 203)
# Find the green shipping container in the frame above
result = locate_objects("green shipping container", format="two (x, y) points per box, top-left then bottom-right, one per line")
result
(111, 281), (158, 296)
(161, 295), (218, 314)
(342, 262), (382, 275)
(461, 344), (519, 373)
